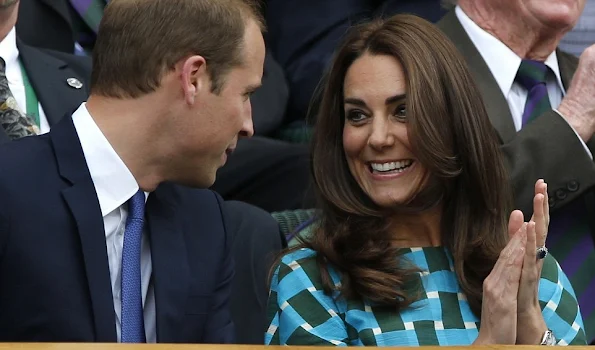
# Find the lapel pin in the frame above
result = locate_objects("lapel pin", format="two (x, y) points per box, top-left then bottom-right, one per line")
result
(66, 78), (83, 89)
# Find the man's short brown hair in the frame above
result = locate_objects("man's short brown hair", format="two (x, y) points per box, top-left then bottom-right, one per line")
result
(90, 0), (264, 98)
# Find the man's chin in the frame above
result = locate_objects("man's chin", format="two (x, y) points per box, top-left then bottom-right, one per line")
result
(174, 174), (217, 190)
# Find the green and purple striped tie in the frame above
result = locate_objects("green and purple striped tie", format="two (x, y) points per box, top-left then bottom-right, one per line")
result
(516, 59), (595, 341)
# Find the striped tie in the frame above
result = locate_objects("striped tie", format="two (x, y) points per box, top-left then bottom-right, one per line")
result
(516, 59), (595, 341)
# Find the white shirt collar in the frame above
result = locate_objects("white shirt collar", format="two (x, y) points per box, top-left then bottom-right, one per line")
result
(0, 27), (21, 84)
(0, 27), (19, 67)
(71, 102), (141, 216)
(455, 6), (565, 95)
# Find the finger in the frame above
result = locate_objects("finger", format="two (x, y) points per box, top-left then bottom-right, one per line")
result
(494, 222), (527, 278)
(508, 210), (525, 240)
(520, 221), (540, 297)
(485, 225), (527, 307)
(507, 223), (527, 288)
(535, 179), (543, 195)
(543, 182), (550, 228)
(530, 179), (544, 220)
(533, 193), (547, 246)
(525, 221), (537, 264)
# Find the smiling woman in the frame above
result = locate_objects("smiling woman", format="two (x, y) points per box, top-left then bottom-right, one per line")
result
(342, 54), (425, 207)
(265, 14), (587, 347)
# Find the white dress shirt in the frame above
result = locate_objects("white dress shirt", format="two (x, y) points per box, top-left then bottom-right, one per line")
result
(455, 6), (592, 158)
(0, 27), (50, 133)
(72, 103), (156, 343)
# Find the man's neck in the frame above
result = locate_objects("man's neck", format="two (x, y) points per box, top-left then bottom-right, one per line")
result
(86, 94), (174, 192)
(0, 5), (18, 43)
(458, 2), (564, 61)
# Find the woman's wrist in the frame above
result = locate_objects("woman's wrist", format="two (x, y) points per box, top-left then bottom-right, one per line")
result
(516, 309), (548, 344)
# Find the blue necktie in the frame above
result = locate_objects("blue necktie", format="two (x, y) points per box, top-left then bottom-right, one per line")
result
(120, 190), (146, 343)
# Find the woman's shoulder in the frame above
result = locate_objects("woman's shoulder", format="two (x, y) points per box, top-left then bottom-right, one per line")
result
(277, 247), (318, 276)
(280, 247), (318, 264)
(272, 248), (342, 292)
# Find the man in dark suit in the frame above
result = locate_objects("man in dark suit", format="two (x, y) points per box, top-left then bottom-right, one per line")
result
(0, 0), (89, 144)
(16, 0), (314, 213)
(0, 0), (266, 343)
(437, 0), (595, 341)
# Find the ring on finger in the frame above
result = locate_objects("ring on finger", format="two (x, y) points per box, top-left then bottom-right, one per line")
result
(536, 246), (548, 260)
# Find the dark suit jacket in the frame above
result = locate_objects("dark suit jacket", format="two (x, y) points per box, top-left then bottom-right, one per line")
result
(437, 11), (595, 217)
(16, 0), (75, 53)
(0, 115), (235, 343)
(224, 200), (286, 344)
(0, 38), (91, 144)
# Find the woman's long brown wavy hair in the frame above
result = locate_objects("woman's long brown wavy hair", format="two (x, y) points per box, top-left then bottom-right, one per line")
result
(287, 14), (512, 317)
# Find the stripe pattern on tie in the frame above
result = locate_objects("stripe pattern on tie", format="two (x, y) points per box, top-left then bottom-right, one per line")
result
(516, 59), (551, 126)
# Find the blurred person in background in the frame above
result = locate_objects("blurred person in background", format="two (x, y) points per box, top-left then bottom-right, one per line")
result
(437, 0), (595, 341)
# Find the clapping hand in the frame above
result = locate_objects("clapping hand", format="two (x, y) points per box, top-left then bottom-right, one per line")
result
(509, 179), (550, 344)
(474, 179), (550, 345)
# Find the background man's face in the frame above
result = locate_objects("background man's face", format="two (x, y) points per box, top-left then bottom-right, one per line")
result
(0, 0), (18, 9)
(514, 0), (585, 32)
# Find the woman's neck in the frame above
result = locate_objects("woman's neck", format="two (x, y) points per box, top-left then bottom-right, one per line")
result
(388, 205), (442, 248)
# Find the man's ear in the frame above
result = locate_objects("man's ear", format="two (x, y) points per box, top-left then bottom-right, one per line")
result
(180, 55), (207, 105)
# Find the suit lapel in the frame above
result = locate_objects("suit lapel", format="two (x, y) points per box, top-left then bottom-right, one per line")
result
(437, 11), (517, 143)
(146, 185), (189, 343)
(17, 40), (89, 126)
(51, 116), (117, 342)
(38, 0), (73, 27)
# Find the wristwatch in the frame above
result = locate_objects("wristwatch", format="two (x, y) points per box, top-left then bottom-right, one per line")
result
(540, 329), (556, 346)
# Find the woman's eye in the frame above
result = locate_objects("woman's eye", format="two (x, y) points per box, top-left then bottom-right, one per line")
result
(346, 110), (367, 123)
(394, 104), (407, 120)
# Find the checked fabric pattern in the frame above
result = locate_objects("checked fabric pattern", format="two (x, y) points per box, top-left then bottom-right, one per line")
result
(266, 247), (587, 346)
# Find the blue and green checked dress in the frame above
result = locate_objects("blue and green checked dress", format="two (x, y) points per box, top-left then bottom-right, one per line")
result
(265, 247), (587, 346)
